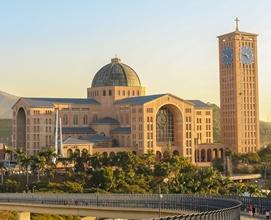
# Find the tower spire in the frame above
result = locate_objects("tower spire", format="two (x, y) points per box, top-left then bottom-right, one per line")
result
(234, 17), (240, 31)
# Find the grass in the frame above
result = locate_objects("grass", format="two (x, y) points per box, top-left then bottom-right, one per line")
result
(0, 211), (79, 220)
(0, 211), (17, 220)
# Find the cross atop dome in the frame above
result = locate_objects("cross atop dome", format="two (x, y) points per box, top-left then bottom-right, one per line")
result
(111, 56), (121, 63)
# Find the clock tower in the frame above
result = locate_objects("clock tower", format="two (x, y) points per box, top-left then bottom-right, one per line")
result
(218, 18), (260, 154)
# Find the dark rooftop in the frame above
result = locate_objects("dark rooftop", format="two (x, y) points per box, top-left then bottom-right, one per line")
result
(115, 94), (165, 105)
(61, 127), (96, 134)
(63, 137), (93, 145)
(82, 134), (112, 143)
(187, 100), (210, 108)
(93, 117), (119, 125)
(22, 97), (99, 108)
(111, 127), (131, 134)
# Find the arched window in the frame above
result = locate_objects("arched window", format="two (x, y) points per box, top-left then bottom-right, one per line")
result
(82, 148), (88, 155)
(67, 149), (73, 158)
(73, 115), (78, 125)
(63, 114), (68, 125)
(74, 148), (80, 156)
(83, 114), (88, 125)
(103, 90), (106, 96)
(156, 107), (174, 142)
(109, 90), (112, 96)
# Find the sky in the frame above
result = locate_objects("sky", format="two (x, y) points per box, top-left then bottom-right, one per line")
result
(0, 0), (270, 121)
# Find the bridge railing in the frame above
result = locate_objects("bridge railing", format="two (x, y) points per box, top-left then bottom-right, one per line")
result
(225, 195), (271, 215)
(0, 193), (241, 219)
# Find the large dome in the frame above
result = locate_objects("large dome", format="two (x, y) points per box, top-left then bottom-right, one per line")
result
(91, 58), (141, 87)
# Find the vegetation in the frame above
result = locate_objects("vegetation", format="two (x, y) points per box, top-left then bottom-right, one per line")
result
(207, 103), (271, 145)
(0, 149), (264, 197)
(260, 121), (271, 146)
(0, 119), (12, 145)
(0, 211), (79, 220)
(212, 144), (271, 191)
(207, 103), (221, 143)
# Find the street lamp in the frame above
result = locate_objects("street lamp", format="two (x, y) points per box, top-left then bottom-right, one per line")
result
(158, 178), (169, 218)
(158, 185), (163, 218)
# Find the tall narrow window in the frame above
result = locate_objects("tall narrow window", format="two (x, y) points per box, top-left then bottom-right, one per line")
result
(63, 114), (68, 125)
(92, 114), (98, 122)
(83, 114), (88, 125)
(73, 115), (78, 125)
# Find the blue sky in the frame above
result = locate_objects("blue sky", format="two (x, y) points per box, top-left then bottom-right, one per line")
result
(0, 0), (270, 121)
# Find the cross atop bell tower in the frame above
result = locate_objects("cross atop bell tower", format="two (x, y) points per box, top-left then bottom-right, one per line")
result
(234, 17), (240, 31)
(218, 19), (260, 154)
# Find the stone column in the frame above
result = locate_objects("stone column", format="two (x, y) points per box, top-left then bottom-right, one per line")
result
(17, 212), (30, 220)
(218, 149), (222, 159)
(212, 149), (216, 160)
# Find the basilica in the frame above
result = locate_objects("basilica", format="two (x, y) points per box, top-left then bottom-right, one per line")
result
(12, 57), (224, 164)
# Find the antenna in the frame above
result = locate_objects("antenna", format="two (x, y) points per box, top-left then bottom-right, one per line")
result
(54, 108), (59, 154)
(59, 117), (63, 157)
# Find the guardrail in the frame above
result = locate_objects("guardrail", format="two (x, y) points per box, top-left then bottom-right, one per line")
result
(0, 193), (241, 220)
(228, 195), (271, 215)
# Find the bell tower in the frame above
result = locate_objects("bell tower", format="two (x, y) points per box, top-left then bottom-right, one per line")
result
(218, 18), (260, 153)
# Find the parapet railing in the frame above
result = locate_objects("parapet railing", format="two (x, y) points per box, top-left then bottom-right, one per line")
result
(226, 195), (271, 215)
(0, 193), (241, 220)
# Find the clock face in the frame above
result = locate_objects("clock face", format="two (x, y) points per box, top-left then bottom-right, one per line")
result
(223, 47), (233, 65)
(157, 111), (167, 128)
(240, 46), (254, 64)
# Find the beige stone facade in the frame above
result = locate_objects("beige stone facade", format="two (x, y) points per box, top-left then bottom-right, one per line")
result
(12, 57), (215, 163)
(218, 24), (260, 153)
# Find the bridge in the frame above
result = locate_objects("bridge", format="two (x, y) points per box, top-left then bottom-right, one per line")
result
(0, 193), (242, 220)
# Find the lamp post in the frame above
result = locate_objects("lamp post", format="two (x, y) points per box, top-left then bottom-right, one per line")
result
(26, 165), (30, 192)
(158, 185), (163, 218)
(158, 178), (169, 218)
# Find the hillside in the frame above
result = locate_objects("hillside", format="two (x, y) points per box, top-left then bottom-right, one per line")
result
(0, 91), (18, 119)
(0, 119), (12, 145)
(260, 121), (271, 146)
(206, 103), (221, 143)
(207, 103), (271, 146)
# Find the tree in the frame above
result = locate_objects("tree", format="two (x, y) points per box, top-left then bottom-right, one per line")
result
(16, 150), (32, 188)
(30, 154), (46, 182)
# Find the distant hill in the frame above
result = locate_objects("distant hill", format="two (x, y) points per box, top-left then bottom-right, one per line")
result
(207, 103), (271, 146)
(206, 103), (221, 143)
(260, 121), (271, 146)
(0, 91), (18, 119)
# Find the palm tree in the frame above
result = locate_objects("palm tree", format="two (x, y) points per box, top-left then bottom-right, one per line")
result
(0, 161), (6, 184)
(16, 150), (32, 189)
(30, 153), (46, 182)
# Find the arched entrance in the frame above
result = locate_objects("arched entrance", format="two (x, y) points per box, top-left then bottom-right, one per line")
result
(16, 108), (26, 151)
(156, 104), (183, 155)
(200, 149), (206, 162)
(156, 151), (162, 159)
(67, 149), (73, 158)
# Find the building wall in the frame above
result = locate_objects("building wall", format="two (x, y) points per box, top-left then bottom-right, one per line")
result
(218, 32), (260, 153)
(194, 108), (213, 145)
(12, 100), (100, 155)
